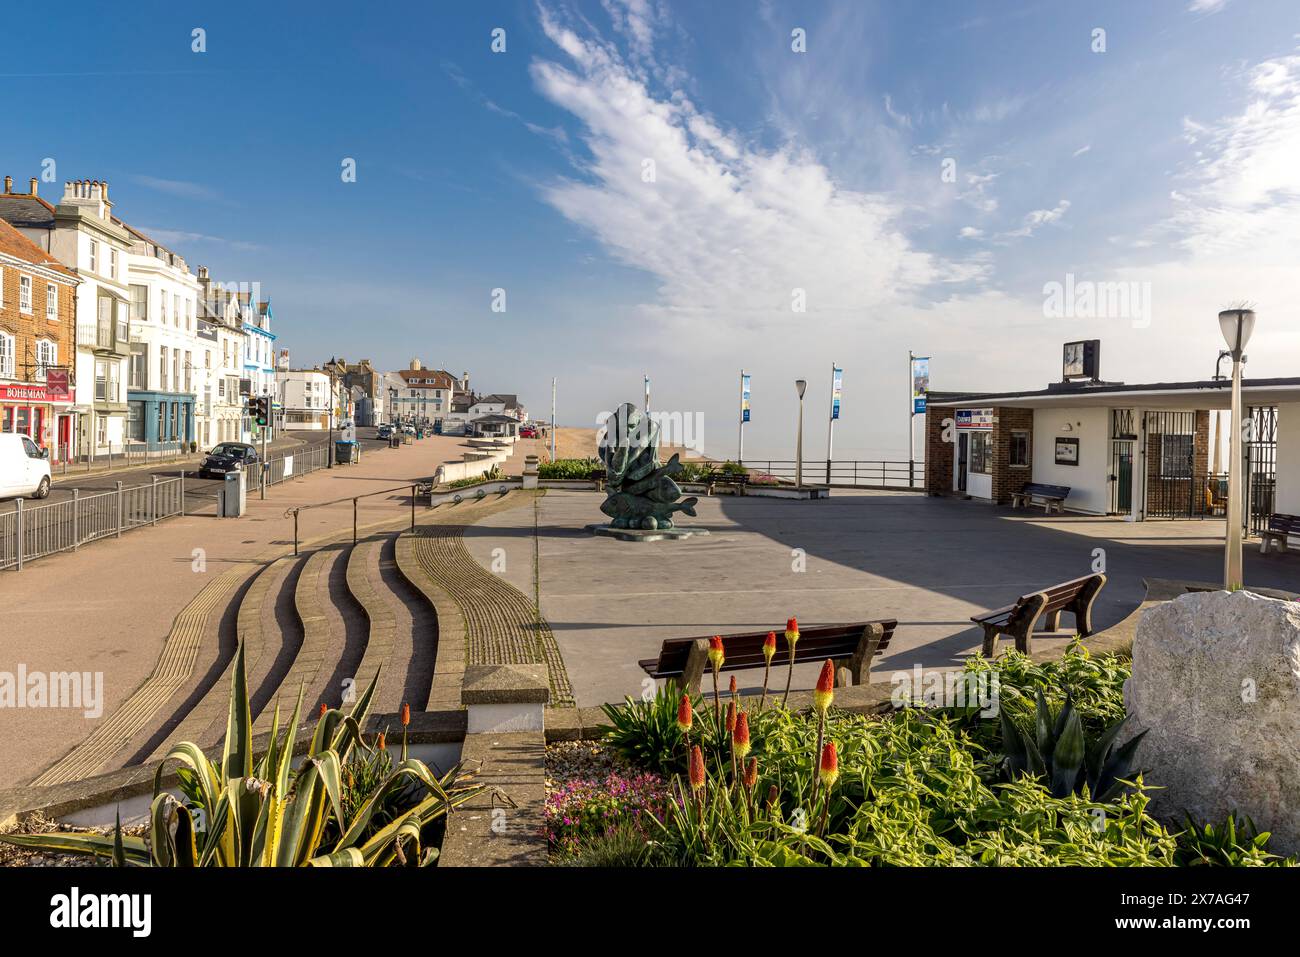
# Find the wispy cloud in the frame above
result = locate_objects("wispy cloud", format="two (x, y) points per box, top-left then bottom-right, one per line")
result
(129, 175), (221, 202)
(1187, 0), (1230, 14)
(1072, 144), (1092, 157)
(443, 60), (568, 144)
(1000, 199), (1071, 239)
(135, 227), (262, 252)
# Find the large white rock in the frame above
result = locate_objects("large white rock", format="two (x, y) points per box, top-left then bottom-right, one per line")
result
(1124, 589), (1300, 853)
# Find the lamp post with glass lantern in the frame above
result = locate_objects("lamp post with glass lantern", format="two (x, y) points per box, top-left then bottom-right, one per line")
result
(1218, 307), (1256, 590)
(794, 379), (807, 488)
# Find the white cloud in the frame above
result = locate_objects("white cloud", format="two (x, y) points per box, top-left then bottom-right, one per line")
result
(1001, 199), (1071, 238)
(1187, 0), (1230, 14)
(1072, 145), (1091, 157)
(959, 226), (984, 239)
(530, 5), (967, 341)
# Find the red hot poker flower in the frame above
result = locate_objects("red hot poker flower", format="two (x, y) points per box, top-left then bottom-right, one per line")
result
(401, 703), (410, 727)
(708, 635), (725, 670)
(784, 618), (800, 646)
(729, 675), (738, 696)
(813, 659), (835, 714)
(376, 732), (386, 751)
(763, 631), (777, 662)
(676, 694), (693, 733)
(744, 756), (758, 790)
(726, 700), (736, 734)
(689, 745), (706, 791)
(732, 711), (751, 760)
(319, 703), (328, 718)
(819, 741), (840, 789)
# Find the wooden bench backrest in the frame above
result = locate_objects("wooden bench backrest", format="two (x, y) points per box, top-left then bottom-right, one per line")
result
(652, 620), (897, 674)
(1027, 574), (1100, 615)
(1268, 513), (1300, 533)
(1023, 483), (1070, 499)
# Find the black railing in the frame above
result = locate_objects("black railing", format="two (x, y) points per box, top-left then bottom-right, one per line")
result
(739, 459), (925, 489)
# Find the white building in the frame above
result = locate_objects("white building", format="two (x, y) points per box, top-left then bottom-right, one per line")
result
(2, 180), (135, 456)
(276, 368), (331, 431)
(196, 268), (247, 446)
(388, 359), (458, 425)
(121, 224), (204, 449)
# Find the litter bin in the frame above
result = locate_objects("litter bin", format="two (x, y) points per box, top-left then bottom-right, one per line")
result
(335, 440), (357, 464)
(219, 469), (246, 517)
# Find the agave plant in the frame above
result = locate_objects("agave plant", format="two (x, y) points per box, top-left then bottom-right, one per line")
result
(999, 691), (1146, 801)
(1, 643), (484, 866)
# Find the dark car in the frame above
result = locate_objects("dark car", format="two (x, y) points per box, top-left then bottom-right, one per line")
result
(198, 442), (259, 479)
(377, 424), (393, 440)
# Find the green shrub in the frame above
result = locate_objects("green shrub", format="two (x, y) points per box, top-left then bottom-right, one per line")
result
(1174, 812), (1294, 866)
(538, 458), (600, 480)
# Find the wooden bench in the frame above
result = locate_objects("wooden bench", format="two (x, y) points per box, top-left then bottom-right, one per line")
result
(1260, 513), (1300, 554)
(638, 620), (897, 695)
(1010, 482), (1071, 514)
(701, 470), (750, 495)
(971, 573), (1106, 657)
(586, 467), (606, 492)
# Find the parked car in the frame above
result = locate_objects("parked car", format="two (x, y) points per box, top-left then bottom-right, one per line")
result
(402, 424), (416, 436)
(519, 425), (538, 439)
(377, 424), (393, 440)
(198, 442), (259, 479)
(0, 433), (51, 500)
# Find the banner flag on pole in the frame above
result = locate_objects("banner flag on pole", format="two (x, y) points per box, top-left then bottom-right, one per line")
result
(831, 366), (843, 420)
(741, 373), (751, 423)
(911, 357), (930, 414)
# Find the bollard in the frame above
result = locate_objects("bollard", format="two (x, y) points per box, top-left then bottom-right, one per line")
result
(72, 489), (80, 550)
(293, 510), (300, 556)
(116, 481), (124, 537)
(410, 485), (416, 531)
(14, 498), (23, 571)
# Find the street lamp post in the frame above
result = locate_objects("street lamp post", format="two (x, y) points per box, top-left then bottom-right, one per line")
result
(794, 378), (807, 488)
(1218, 308), (1256, 591)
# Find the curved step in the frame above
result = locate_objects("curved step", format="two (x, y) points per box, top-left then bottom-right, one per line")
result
(253, 543), (360, 732)
(395, 530), (465, 712)
(377, 533), (438, 712)
(146, 554), (302, 759)
(29, 563), (258, 787)
(345, 538), (395, 709)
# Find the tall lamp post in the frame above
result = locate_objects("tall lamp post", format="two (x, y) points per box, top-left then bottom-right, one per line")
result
(1218, 308), (1256, 590)
(794, 378), (807, 488)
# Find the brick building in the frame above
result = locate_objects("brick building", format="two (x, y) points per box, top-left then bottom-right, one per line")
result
(0, 211), (80, 462)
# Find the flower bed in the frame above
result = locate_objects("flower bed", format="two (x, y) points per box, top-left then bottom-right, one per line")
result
(569, 637), (1295, 867)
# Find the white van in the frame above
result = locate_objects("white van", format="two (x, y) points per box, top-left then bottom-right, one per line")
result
(0, 433), (52, 500)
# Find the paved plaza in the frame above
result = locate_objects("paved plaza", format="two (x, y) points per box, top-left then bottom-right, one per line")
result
(464, 489), (1300, 708)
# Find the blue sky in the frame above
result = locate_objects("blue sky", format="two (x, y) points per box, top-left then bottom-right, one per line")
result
(3, 0), (1297, 458)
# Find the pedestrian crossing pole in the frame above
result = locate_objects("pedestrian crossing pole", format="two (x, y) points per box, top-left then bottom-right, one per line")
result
(550, 377), (556, 462)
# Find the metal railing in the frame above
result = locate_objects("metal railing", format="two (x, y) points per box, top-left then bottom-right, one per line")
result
(241, 443), (332, 497)
(284, 482), (421, 555)
(59, 441), (196, 475)
(739, 459), (926, 489)
(1, 476), (185, 571)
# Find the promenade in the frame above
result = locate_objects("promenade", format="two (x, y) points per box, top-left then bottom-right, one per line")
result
(0, 434), (538, 787)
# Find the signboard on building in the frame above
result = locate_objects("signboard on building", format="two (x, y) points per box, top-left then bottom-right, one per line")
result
(197, 319), (218, 342)
(0, 381), (70, 403)
(955, 408), (994, 430)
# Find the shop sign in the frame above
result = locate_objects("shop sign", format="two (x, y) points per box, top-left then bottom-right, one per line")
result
(955, 408), (994, 430)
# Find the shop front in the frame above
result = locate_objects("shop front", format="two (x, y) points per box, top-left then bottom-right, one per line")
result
(0, 373), (74, 465)
(126, 389), (196, 450)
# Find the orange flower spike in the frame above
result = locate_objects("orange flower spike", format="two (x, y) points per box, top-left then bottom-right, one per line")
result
(729, 675), (737, 697)
(763, 631), (777, 662)
(676, 694), (693, 733)
(819, 741), (840, 789)
(401, 703), (410, 727)
(813, 659), (835, 715)
(689, 745), (706, 791)
(744, 756), (758, 790)
(319, 703), (328, 718)
(784, 617), (799, 647)
(725, 700), (736, 734)
(732, 711), (751, 761)
(376, 732), (386, 751)
(708, 635), (725, 670)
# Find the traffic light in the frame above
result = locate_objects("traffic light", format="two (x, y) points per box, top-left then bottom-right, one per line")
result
(254, 396), (270, 427)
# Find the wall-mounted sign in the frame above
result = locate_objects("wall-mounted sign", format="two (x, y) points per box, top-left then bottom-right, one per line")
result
(1055, 436), (1080, 466)
(0, 381), (69, 403)
(955, 407), (994, 430)
(1063, 340), (1101, 381)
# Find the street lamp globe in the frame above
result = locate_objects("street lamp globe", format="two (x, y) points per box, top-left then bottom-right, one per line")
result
(1218, 308), (1256, 359)
(795, 379), (807, 399)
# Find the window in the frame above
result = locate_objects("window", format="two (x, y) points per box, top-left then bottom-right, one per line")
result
(129, 343), (148, 389)
(1010, 430), (1031, 468)
(1160, 433), (1194, 479)
(35, 340), (56, 380)
(116, 301), (128, 346)
(110, 248), (118, 280)
(159, 346), (168, 391)
(130, 284), (149, 321)
(160, 292), (168, 324)
(19, 275), (32, 313)
(88, 239), (98, 273)
(95, 359), (108, 401)
(0, 331), (13, 377)
(128, 401), (145, 441)
(46, 283), (57, 319)
(184, 350), (192, 393)
(173, 294), (180, 326)
(96, 413), (107, 448)
(969, 431), (993, 475)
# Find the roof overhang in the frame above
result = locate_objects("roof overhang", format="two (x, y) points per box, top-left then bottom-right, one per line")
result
(928, 378), (1300, 412)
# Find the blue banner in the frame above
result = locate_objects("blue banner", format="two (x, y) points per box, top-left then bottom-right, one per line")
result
(741, 374), (751, 423)
(831, 367), (843, 420)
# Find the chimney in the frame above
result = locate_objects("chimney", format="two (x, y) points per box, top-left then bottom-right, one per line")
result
(461, 372), (470, 392)
(410, 358), (422, 372)
(29, 178), (37, 196)
(3, 176), (11, 194)
(198, 265), (209, 281)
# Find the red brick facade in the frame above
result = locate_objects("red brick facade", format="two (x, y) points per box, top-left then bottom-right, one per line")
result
(925, 405), (1035, 504)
